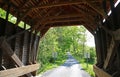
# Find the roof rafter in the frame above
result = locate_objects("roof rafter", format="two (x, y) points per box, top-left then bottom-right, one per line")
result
(45, 18), (85, 24)
(32, 1), (85, 9)
(32, 8), (57, 30)
(72, 5), (95, 30)
(84, 1), (106, 18)
(15, 9), (32, 26)
(42, 14), (83, 20)
(40, 27), (50, 37)
(72, 5), (94, 23)
(33, 0), (61, 30)
(37, 8), (64, 31)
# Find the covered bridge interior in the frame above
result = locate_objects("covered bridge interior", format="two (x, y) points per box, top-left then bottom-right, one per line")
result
(0, 0), (120, 77)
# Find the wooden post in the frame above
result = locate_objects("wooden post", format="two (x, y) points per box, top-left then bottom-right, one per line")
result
(5, 2), (11, 35)
(33, 33), (37, 63)
(99, 28), (107, 62)
(3, 7), (17, 68)
(35, 36), (40, 61)
(24, 23), (26, 29)
(14, 28), (21, 58)
(22, 31), (29, 65)
(94, 28), (104, 66)
(28, 32), (34, 64)
(31, 33), (35, 63)
(5, 3), (10, 24)
(116, 43), (120, 71)
(0, 49), (3, 70)
(94, 33), (99, 65)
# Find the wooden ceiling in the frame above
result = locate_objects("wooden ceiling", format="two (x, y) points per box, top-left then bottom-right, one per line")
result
(0, 0), (116, 34)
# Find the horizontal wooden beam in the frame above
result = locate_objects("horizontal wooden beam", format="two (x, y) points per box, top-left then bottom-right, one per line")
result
(45, 21), (88, 27)
(45, 19), (85, 24)
(43, 14), (83, 20)
(7, 28), (31, 41)
(45, 22), (94, 33)
(32, 1), (85, 9)
(93, 65), (112, 77)
(0, 64), (39, 77)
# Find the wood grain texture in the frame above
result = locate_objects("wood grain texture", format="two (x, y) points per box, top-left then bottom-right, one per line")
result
(93, 65), (112, 77)
(0, 64), (39, 77)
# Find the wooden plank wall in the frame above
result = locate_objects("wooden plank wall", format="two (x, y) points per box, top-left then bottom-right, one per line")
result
(0, 18), (40, 76)
(94, 3), (120, 77)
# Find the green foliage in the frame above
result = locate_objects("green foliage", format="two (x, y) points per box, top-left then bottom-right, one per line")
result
(0, 8), (6, 19)
(37, 26), (96, 77)
(81, 63), (95, 77)
(0, 8), (31, 29)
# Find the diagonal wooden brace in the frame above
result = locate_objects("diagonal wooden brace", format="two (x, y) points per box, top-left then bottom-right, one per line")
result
(93, 65), (112, 77)
(0, 37), (33, 77)
(0, 64), (39, 77)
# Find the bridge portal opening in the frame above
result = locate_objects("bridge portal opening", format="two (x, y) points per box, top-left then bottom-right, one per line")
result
(37, 26), (96, 76)
(0, 0), (120, 77)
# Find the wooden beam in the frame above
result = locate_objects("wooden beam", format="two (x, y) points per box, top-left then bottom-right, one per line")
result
(13, 0), (31, 14)
(94, 29), (105, 66)
(100, 25), (112, 35)
(72, 6), (95, 30)
(0, 37), (33, 77)
(84, 24), (94, 34)
(73, 5), (95, 21)
(43, 14), (83, 20)
(100, 26), (120, 40)
(0, 37), (23, 66)
(32, 1), (85, 9)
(0, 49), (3, 70)
(44, 22), (94, 34)
(22, 31), (29, 65)
(71, 5), (95, 23)
(103, 38), (115, 69)
(0, 64), (39, 77)
(45, 22), (83, 27)
(7, 28), (31, 41)
(14, 0), (42, 27)
(40, 27), (50, 38)
(28, 32), (34, 63)
(84, 2), (106, 18)
(34, 36), (40, 61)
(34, 2), (63, 30)
(37, 9), (64, 31)
(112, 28), (120, 40)
(15, 9), (31, 26)
(45, 18), (84, 24)
(93, 65), (112, 77)
(33, 8), (57, 30)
